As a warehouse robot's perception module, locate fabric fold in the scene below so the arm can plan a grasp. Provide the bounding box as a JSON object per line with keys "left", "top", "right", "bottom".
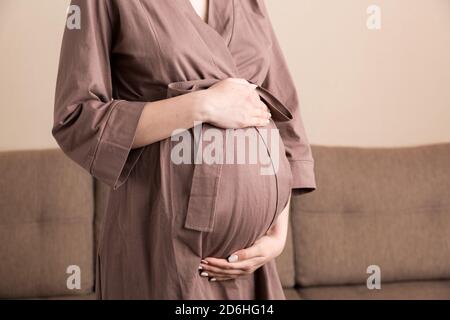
{"left": 91, "top": 100, "right": 147, "bottom": 190}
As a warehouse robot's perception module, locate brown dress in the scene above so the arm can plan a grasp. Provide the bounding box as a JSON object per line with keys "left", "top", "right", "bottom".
{"left": 53, "top": 0, "right": 316, "bottom": 300}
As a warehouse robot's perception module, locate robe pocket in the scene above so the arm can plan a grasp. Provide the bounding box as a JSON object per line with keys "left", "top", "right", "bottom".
{"left": 184, "top": 175, "right": 220, "bottom": 232}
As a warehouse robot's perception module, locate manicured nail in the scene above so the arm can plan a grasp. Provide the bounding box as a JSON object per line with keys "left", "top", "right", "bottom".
{"left": 210, "top": 278, "right": 217, "bottom": 282}
{"left": 201, "top": 259, "right": 209, "bottom": 264}
{"left": 198, "top": 266, "right": 203, "bottom": 270}
{"left": 200, "top": 272, "right": 209, "bottom": 277}
{"left": 228, "top": 254, "right": 239, "bottom": 263}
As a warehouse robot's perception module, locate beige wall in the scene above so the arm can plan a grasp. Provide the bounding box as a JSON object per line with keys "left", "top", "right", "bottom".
{"left": 0, "top": 0, "right": 69, "bottom": 151}
{"left": 0, "top": 0, "right": 449, "bottom": 151}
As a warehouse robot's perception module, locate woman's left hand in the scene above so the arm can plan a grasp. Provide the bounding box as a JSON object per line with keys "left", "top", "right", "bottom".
{"left": 199, "top": 197, "right": 291, "bottom": 282}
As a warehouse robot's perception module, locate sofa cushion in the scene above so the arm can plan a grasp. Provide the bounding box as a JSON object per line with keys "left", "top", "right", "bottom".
{"left": 0, "top": 149, "right": 94, "bottom": 299}
{"left": 298, "top": 280, "right": 450, "bottom": 300}
{"left": 283, "top": 288, "right": 302, "bottom": 300}
{"left": 37, "top": 293, "right": 97, "bottom": 300}
{"left": 291, "top": 144, "right": 450, "bottom": 287}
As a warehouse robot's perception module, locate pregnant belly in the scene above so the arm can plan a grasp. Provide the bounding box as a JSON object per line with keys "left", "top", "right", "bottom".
{"left": 194, "top": 121, "right": 293, "bottom": 258}
{"left": 201, "top": 161, "right": 278, "bottom": 258}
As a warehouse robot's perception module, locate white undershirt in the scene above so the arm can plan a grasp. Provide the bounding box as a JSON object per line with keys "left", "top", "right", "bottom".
{"left": 189, "top": 0, "right": 209, "bottom": 23}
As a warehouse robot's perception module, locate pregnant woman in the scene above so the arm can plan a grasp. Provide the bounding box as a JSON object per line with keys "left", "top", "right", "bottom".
{"left": 53, "top": 0, "right": 316, "bottom": 299}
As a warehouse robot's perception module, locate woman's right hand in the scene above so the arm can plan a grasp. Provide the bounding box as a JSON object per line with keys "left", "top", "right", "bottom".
{"left": 133, "top": 78, "right": 272, "bottom": 148}
{"left": 200, "top": 78, "right": 272, "bottom": 129}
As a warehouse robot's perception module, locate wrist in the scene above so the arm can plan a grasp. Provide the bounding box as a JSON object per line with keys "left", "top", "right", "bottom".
{"left": 191, "top": 90, "right": 213, "bottom": 123}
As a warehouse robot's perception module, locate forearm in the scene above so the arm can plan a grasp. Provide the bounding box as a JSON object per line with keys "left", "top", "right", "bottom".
{"left": 266, "top": 196, "right": 290, "bottom": 255}
{"left": 132, "top": 90, "right": 208, "bottom": 148}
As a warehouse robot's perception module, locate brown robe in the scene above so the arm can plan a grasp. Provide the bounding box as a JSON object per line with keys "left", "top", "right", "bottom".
{"left": 53, "top": 0, "right": 316, "bottom": 300}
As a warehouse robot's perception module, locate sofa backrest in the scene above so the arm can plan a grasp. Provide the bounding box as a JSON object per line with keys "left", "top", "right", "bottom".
{"left": 290, "top": 143, "right": 450, "bottom": 287}
{"left": 0, "top": 149, "right": 95, "bottom": 299}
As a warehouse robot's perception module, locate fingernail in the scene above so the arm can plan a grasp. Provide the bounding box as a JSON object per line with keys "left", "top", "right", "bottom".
{"left": 210, "top": 278, "right": 217, "bottom": 282}
{"left": 198, "top": 266, "right": 203, "bottom": 270}
{"left": 200, "top": 272, "right": 209, "bottom": 277}
{"left": 201, "top": 259, "right": 209, "bottom": 264}
{"left": 228, "top": 254, "right": 239, "bottom": 263}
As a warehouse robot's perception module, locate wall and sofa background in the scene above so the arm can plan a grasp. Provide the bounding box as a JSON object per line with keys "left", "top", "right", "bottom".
{"left": 0, "top": 0, "right": 449, "bottom": 299}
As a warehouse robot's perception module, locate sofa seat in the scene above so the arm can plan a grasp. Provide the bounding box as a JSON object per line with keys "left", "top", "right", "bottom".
{"left": 295, "top": 280, "right": 450, "bottom": 300}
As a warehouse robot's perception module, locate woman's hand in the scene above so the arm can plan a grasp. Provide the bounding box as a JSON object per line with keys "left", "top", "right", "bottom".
{"left": 133, "top": 78, "right": 271, "bottom": 148}
{"left": 201, "top": 78, "right": 271, "bottom": 129}
{"left": 199, "top": 197, "right": 290, "bottom": 282}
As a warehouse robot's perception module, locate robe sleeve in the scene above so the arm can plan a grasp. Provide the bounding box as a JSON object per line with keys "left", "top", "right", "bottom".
{"left": 52, "top": 0, "right": 147, "bottom": 190}
{"left": 259, "top": 0, "right": 317, "bottom": 194}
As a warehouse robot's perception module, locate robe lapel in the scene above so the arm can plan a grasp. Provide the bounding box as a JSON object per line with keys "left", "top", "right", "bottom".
{"left": 184, "top": 0, "right": 239, "bottom": 77}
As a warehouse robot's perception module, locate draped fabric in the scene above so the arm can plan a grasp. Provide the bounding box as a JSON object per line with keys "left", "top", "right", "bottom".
{"left": 53, "top": 0, "right": 316, "bottom": 299}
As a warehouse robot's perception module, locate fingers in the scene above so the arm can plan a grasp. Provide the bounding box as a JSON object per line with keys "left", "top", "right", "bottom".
{"left": 211, "top": 276, "right": 235, "bottom": 282}
{"left": 231, "top": 245, "right": 265, "bottom": 263}
{"left": 248, "top": 88, "right": 269, "bottom": 110}
{"left": 223, "top": 77, "right": 268, "bottom": 112}
{"left": 199, "top": 262, "right": 242, "bottom": 277}
{"left": 238, "top": 116, "right": 269, "bottom": 128}
{"left": 198, "top": 258, "right": 242, "bottom": 282}
{"left": 199, "top": 259, "right": 265, "bottom": 282}
{"left": 247, "top": 102, "right": 272, "bottom": 127}
{"left": 200, "top": 255, "right": 265, "bottom": 273}
{"left": 227, "top": 79, "right": 269, "bottom": 112}
{"left": 260, "top": 101, "right": 271, "bottom": 114}
{"left": 213, "top": 78, "right": 271, "bottom": 129}
{"left": 199, "top": 273, "right": 233, "bottom": 282}
{"left": 247, "top": 90, "right": 271, "bottom": 124}
{"left": 202, "top": 257, "right": 237, "bottom": 270}
{"left": 198, "top": 245, "right": 267, "bottom": 282}
{"left": 252, "top": 98, "right": 270, "bottom": 115}
{"left": 250, "top": 106, "right": 271, "bottom": 119}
